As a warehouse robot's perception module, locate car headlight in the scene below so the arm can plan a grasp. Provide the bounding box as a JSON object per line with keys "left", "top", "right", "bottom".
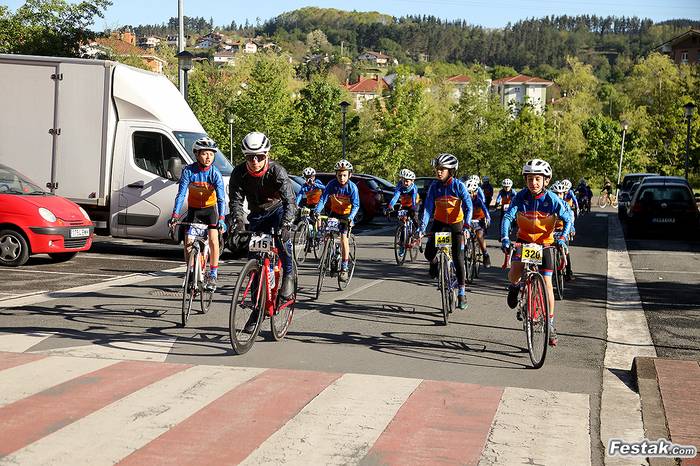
{"left": 39, "top": 207, "right": 57, "bottom": 222}
{"left": 78, "top": 206, "right": 91, "bottom": 221}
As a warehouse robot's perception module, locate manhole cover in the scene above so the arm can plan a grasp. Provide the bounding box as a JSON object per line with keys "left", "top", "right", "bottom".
{"left": 149, "top": 289, "right": 181, "bottom": 297}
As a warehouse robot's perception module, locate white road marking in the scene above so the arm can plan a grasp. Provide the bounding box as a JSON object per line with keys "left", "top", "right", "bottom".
{"left": 0, "top": 331, "right": 54, "bottom": 352}
{"left": 337, "top": 278, "right": 385, "bottom": 301}
{"left": 634, "top": 269, "right": 700, "bottom": 274}
{"left": 3, "top": 365, "right": 263, "bottom": 466}
{"left": 240, "top": 373, "right": 421, "bottom": 465}
{"left": 2, "top": 270, "right": 118, "bottom": 278}
{"left": 0, "top": 290, "right": 49, "bottom": 302}
{"left": 479, "top": 387, "right": 591, "bottom": 466}
{"left": 0, "top": 356, "right": 117, "bottom": 408}
{"left": 641, "top": 301, "right": 700, "bottom": 308}
{"left": 32, "top": 337, "right": 179, "bottom": 362}
{"left": 78, "top": 253, "right": 181, "bottom": 263}
{"left": 627, "top": 250, "right": 699, "bottom": 257}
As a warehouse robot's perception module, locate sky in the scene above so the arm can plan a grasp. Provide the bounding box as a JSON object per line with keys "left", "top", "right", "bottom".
{"left": 4, "top": 0, "right": 700, "bottom": 30}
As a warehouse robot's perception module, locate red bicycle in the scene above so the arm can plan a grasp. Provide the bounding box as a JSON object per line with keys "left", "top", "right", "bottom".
{"left": 228, "top": 230, "right": 297, "bottom": 355}
{"left": 503, "top": 242, "right": 550, "bottom": 368}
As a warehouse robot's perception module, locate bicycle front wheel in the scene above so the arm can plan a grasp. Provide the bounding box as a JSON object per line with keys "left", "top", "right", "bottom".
{"left": 439, "top": 254, "right": 450, "bottom": 325}
{"left": 271, "top": 262, "right": 297, "bottom": 341}
{"left": 473, "top": 240, "right": 481, "bottom": 279}
{"left": 181, "top": 255, "right": 197, "bottom": 327}
{"left": 338, "top": 234, "right": 357, "bottom": 290}
{"left": 393, "top": 225, "right": 407, "bottom": 266}
{"left": 200, "top": 252, "right": 213, "bottom": 314}
{"left": 465, "top": 238, "right": 475, "bottom": 284}
{"left": 597, "top": 194, "right": 608, "bottom": 208}
{"left": 553, "top": 248, "right": 565, "bottom": 301}
{"left": 315, "top": 240, "right": 329, "bottom": 300}
{"left": 229, "top": 259, "right": 265, "bottom": 355}
{"left": 293, "top": 221, "right": 309, "bottom": 265}
{"left": 525, "top": 272, "right": 549, "bottom": 368}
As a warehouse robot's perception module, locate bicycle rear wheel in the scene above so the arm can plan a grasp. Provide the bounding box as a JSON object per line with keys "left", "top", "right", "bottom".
{"left": 553, "top": 247, "right": 565, "bottom": 301}
{"left": 393, "top": 225, "right": 406, "bottom": 265}
{"left": 525, "top": 273, "right": 549, "bottom": 368}
{"left": 473, "top": 240, "right": 481, "bottom": 279}
{"left": 229, "top": 259, "right": 265, "bottom": 355}
{"left": 597, "top": 194, "right": 608, "bottom": 208}
{"left": 338, "top": 234, "right": 357, "bottom": 290}
{"left": 271, "top": 262, "right": 297, "bottom": 341}
{"left": 293, "top": 221, "right": 309, "bottom": 265}
{"left": 465, "top": 238, "right": 475, "bottom": 284}
{"left": 315, "top": 240, "right": 329, "bottom": 300}
{"left": 181, "top": 255, "right": 197, "bottom": 327}
{"left": 408, "top": 225, "right": 419, "bottom": 262}
{"left": 439, "top": 254, "right": 450, "bottom": 325}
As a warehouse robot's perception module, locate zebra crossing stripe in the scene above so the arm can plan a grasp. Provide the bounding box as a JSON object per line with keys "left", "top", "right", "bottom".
{"left": 364, "top": 380, "right": 504, "bottom": 465}
{"left": 0, "top": 356, "right": 117, "bottom": 408}
{"left": 0, "top": 360, "right": 188, "bottom": 457}
{"left": 0, "top": 350, "right": 46, "bottom": 371}
{"left": 32, "top": 337, "right": 179, "bottom": 362}
{"left": 478, "top": 386, "right": 591, "bottom": 466}
{"left": 118, "top": 368, "right": 342, "bottom": 466}
{"left": 0, "top": 331, "right": 53, "bottom": 352}
{"left": 2, "top": 365, "right": 264, "bottom": 466}
{"left": 239, "top": 373, "right": 422, "bottom": 465}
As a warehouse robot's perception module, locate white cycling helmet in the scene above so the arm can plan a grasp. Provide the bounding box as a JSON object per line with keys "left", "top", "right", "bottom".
{"left": 334, "top": 159, "right": 353, "bottom": 171}
{"left": 432, "top": 153, "right": 459, "bottom": 170}
{"left": 302, "top": 167, "right": 316, "bottom": 177}
{"left": 561, "top": 179, "right": 572, "bottom": 191}
{"left": 241, "top": 131, "right": 271, "bottom": 155}
{"left": 522, "top": 158, "right": 552, "bottom": 178}
{"left": 502, "top": 178, "right": 513, "bottom": 188}
{"left": 551, "top": 181, "right": 567, "bottom": 194}
{"left": 192, "top": 136, "right": 218, "bottom": 154}
{"left": 399, "top": 168, "right": 415, "bottom": 180}
{"left": 464, "top": 178, "right": 479, "bottom": 193}
{"left": 468, "top": 174, "right": 480, "bottom": 184}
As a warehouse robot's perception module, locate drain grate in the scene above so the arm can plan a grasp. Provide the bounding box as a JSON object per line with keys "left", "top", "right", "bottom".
{"left": 149, "top": 289, "right": 181, "bottom": 297}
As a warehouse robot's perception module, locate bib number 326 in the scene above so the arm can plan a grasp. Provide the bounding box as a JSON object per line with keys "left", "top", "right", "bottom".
{"left": 521, "top": 243, "right": 543, "bottom": 265}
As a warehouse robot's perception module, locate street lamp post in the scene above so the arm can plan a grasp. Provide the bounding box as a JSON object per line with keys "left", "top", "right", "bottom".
{"left": 227, "top": 115, "right": 234, "bottom": 162}
{"left": 340, "top": 101, "right": 350, "bottom": 160}
{"left": 684, "top": 102, "right": 696, "bottom": 180}
{"left": 616, "top": 120, "right": 629, "bottom": 199}
{"left": 176, "top": 50, "right": 193, "bottom": 102}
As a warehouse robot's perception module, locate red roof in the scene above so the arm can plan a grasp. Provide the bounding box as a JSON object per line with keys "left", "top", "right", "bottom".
{"left": 345, "top": 76, "right": 389, "bottom": 93}
{"left": 492, "top": 74, "right": 553, "bottom": 86}
{"left": 446, "top": 75, "right": 471, "bottom": 84}
{"left": 94, "top": 37, "right": 143, "bottom": 56}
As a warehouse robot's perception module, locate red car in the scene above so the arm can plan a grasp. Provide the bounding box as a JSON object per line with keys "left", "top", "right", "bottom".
{"left": 313, "top": 173, "right": 385, "bottom": 223}
{"left": 0, "top": 164, "right": 94, "bottom": 266}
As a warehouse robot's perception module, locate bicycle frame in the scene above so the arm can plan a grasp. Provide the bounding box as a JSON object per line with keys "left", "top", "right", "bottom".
{"left": 247, "top": 236, "right": 294, "bottom": 317}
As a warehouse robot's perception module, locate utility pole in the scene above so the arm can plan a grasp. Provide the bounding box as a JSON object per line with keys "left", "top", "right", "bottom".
{"left": 178, "top": 0, "right": 185, "bottom": 96}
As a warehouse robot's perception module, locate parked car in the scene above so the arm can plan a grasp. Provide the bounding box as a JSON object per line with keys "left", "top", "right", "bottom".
{"left": 358, "top": 174, "right": 395, "bottom": 206}
{"left": 0, "top": 164, "right": 94, "bottom": 266}
{"left": 313, "top": 173, "right": 384, "bottom": 223}
{"left": 625, "top": 177, "right": 699, "bottom": 238}
{"left": 618, "top": 173, "right": 657, "bottom": 219}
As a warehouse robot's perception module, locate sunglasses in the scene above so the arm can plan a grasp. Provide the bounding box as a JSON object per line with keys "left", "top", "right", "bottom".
{"left": 245, "top": 153, "right": 267, "bottom": 162}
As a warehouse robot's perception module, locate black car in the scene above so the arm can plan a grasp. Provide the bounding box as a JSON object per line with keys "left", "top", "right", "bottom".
{"left": 625, "top": 178, "right": 699, "bottom": 238}
{"left": 618, "top": 173, "right": 657, "bottom": 219}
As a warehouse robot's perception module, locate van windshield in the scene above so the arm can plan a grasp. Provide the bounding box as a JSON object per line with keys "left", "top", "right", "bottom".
{"left": 173, "top": 131, "right": 234, "bottom": 176}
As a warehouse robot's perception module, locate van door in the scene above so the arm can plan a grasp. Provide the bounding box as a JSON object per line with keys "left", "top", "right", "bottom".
{"left": 119, "top": 127, "right": 189, "bottom": 239}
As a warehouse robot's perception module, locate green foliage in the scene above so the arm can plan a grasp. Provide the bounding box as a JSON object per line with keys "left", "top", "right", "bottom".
{"left": 582, "top": 114, "right": 623, "bottom": 176}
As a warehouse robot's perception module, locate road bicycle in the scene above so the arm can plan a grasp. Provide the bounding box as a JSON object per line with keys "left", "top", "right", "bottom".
{"left": 577, "top": 193, "right": 591, "bottom": 215}
{"left": 315, "top": 218, "right": 357, "bottom": 299}
{"left": 597, "top": 190, "right": 618, "bottom": 208}
{"left": 392, "top": 209, "right": 419, "bottom": 265}
{"left": 229, "top": 230, "right": 297, "bottom": 355}
{"left": 503, "top": 242, "right": 551, "bottom": 369}
{"left": 172, "top": 222, "right": 220, "bottom": 328}
{"left": 431, "top": 231, "right": 457, "bottom": 325}
{"left": 292, "top": 207, "right": 321, "bottom": 264}
{"left": 464, "top": 222, "right": 482, "bottom": 284}
{"left": 553, "top": 242, "right": 567, "bottom": 301}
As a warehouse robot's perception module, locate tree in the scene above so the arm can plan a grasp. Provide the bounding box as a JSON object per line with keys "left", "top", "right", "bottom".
{"left": 581, "top": 114, "right": 623, "bottom": 177}
{"left": 306, "top": 29, "right": 330, "bottom": 53}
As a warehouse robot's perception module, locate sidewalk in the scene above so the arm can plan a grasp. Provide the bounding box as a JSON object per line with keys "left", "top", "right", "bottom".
{"left": 633, "top": 357, "right": 700, "bottom": 466}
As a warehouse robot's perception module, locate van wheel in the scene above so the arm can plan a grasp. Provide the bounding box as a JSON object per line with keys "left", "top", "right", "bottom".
{"left": 0, "top": 229, "right": 30, "bottom": 267}
{"left": 48, "top": 252, "right": 78, "bottom": 262}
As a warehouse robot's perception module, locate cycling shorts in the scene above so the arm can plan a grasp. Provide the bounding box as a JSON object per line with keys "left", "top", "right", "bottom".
{"left": 328, "top": 212, "right": 352, "bottom": 234}
{"left": 183, "top": 206, "right": 219, "bottom": 229}
{"left": 513, "top": 245, "right": 555, "bottom": 277}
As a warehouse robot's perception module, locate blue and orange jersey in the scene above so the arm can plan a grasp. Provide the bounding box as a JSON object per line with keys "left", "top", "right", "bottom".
{"left": 501, "top": 189, "right": 571, "bottom": 245}
{"left": 565, "top": 189, "right": 579, "bottom": 210}
{"left": 296, "top": 179, "right": 325, "bottom": 207}
{"left": 553, "top": 194, "right": 575, "bottom": 231}
{"left": 470, "top": 192, "right": 491, "bottom": 221}
{"left": 495, "top": 188, "right": 517, "bottom": 206}
{"left": 482, "top": 182, "right": 494, "bottom": 199}
{"left": 421, "top": 177, "right": 473, "bottom": 231}
{"left": 315, "top": 178, "right": 360, "bottom": 221}
{"left": 389, "top": 183, "right": 420, "bottom": 208}
{"left": 173, "top": 163, "right": 226, "bottom": 218}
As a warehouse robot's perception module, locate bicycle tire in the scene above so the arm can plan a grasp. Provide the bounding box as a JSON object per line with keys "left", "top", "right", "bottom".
{"left": 597, "top": 194, "right": 608, "bottom": 208}
{"left": 525, "top": 272, "right": 549, "bottom": 368}
{"left": 315, "top": 239, "right": 330, "bottom": 300}
{"left": 439, "top": 253, "right": 450, "bottom": 325}
{"left": 465, "top": 238, "right": 475, "bottom": 284}
{"left": 473, "top": 239, "right": 481, "bottom": 279}
{"left": 271, "top": 262, "right": 297, "bottom": 341}
{"left": 611, "top": 195, "right": 619, "bottom": 208}
{"left": 393, "top": 225, "right": 406, "bottom": 265}
{"left": 338, "top": 234, "right": 357, "bottom": 290}
{"left": 553, "top": 247, "right": 565, "bottom": 301}
{"left": 293, "top": 221, "right": 309, "bottom": 265}
{"left": 181, "top": 254, "right": 197, "bottom": 327}
{"left": 229, "top": 259, "right": 265, "bottom": 355}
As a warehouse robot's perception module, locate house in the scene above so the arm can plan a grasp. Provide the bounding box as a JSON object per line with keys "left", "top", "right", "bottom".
{"left": 491, "top": 74, "right": 553, "bottom": 114}
{"left": 656, "top": 29, "right": 700, "bottom": 65}
{"left": 213, "top": 51, "right": 237, "bottom": 66}
{"left": 357, "top": 51, "right": 397, "bottom": 67}
{"left": 344, "top": 75, "right": 390, "bottom": 109}
{"left": 243, "top": 41, "right": 258, "bottom": 54}
{"left": 195, "top": 32, "right": 226, "bottom": 49}
{"left": 446, "top": 75, "right": 471, "bottom": 100}
{"left": 86, "top": 33, "right": 167, "bottom": 74}
{"left": 137, "top": 36, "right": 160, "bottom": 49}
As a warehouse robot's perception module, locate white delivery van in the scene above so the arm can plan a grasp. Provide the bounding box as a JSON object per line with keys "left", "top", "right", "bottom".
{"left": 0, "top": 54, "right": 233, "bottom": 241}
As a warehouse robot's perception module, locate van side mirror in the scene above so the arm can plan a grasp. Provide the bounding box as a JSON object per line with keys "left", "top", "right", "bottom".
{"left": 167, "top": 158, "right": 183, "bottom": 181}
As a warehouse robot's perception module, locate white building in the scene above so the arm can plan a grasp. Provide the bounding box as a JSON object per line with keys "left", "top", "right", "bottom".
{"left": 213, "top": 51, "right": 236, "bottom": 66}
{"left": 356, "top": 51, "right": 397, "bottom": 67}
{"left": 137, "top": 36, "right": 161, "bottom": 49}
{"left": 491, "top": 74, "right": 553, "bottom": 115}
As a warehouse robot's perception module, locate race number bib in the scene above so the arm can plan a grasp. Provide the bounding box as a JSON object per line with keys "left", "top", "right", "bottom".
{"left": 249, "top": 233, "right": 273, "bottom": 253}
{"left": 301, "top": 207, "right": 311, "bottom": 217}
{"left": 434, "top": 232, "right": 452, "bottom": 247}
{"left": 187, "top": 223, "right": 208, "bottom": 239}
{"left": 521, "top": 243, "right": 543, "bottom": 265}
{"left": 397, "top": 210, "right": 408, "bottom": 218}
{"left": 325, "top": 218, "right": 340, "bottom": 232}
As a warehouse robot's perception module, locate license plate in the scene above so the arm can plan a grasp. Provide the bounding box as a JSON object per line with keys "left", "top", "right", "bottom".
{"left": 397, "top": 210, "right": 408, "bottom": 218}
{"left": 249, "top": 233, "right": 273, "bottom": 252}
{"left": 435, "top": 232, "right": 452, "bottom": 247}
{"left": 70, "top": 228, "right": 90, "bottom": 238}
{"left": 652, "top": 218, "right": 675, "bottom": 224}
{"left": 187, "top": 223, "right": 208, "bottom": 238}
{"left": 521, "top": 243, "right": 543, "bottom": 265}
{"left": 325, "top": 218, "right": 340, "bottom": 232}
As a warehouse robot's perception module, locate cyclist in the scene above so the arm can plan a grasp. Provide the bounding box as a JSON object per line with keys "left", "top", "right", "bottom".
{"left": 463, "top": 174, "right": 486, "bottom": 204}
{"left": 561, "top": 179, "right": 579, "bottom": 218}
{"left": 602, "top": 177, "right": 614, "bottom": 204}
{"left": 501, "top": 159, "right": 572, "bottom": 347}
{"left": 169, "top": 137, "right": 226, "bottom": 291}
{"left": 576, "top": 178, "right": 591, "bottom": 213}
{"left": 481, "top": 176, "right": 494, "bottom": 208}
{"left": 420, "top": 153, "right": 473, "bottom": 310}
{"left": 296, "top": 167, "right": 325, "bottom": 210}
{"left": 229, "top": 131, "right": 297, "bottom": 308}
{"left": 551, "top": 181, "right": 575, "bottom": 281}
{"left": 495, "top": 178, "right": 517, "bottom": 226}
{"left": 464, "top": 177, "right": 492, "bottom": 267}
{"left": 385, "top": 168, "right": 420, "bottom": 229}
{"left": 314, "top": 159, "right": 360, "bottom": 282}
